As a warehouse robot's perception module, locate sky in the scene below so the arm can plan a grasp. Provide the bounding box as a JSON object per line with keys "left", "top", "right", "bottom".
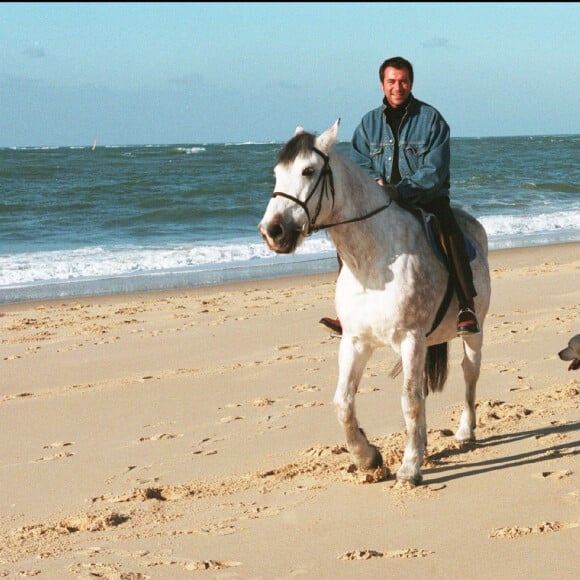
{"left": 1, "top": 2, "right": 579, "bottom": 147}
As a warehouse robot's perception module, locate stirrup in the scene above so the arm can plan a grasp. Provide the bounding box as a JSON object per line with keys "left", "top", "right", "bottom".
{"left": 457, "top": 307, "right": 480, "bottom": 336}
{"left": 319, "top": 317, "right": 342, "bottom": 335}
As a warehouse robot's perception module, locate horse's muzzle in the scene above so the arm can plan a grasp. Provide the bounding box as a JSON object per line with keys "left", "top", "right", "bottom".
{"left": 257, "top": 218, "right": 300, "bottom": 254}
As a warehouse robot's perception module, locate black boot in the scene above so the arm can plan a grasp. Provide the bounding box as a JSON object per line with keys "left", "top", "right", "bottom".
{"left": 457, "top": 300, "right": 480, "bottom": 335}
{"left": 319, "top": 317, "right": 342, "bottom": 335}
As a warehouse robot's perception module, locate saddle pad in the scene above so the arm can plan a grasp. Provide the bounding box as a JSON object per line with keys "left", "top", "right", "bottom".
{"left": 423, "top": 211, "right": 477, "bottom": 266}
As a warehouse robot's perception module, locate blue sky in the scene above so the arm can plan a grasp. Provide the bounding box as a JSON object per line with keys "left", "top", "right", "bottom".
{"left": 1, "top": 2, "right": 578, "bottom": 147}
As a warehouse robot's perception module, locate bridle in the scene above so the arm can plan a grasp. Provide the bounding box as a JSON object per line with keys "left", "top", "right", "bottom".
{"left": 271, "top": 147, "right": 392, "bottom": 236}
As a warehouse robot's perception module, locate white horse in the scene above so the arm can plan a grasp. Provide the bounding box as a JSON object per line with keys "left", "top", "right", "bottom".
{"left": 258, "top": 120, "right": 491, "bottom": 484}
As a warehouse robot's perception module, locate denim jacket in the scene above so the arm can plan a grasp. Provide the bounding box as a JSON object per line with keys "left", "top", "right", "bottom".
{"left": 350, "top": 94, "right": 450, "bottom": 205}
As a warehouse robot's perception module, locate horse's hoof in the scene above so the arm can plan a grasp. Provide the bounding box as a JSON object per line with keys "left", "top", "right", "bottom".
{"left": 353, "top": 430, "right": 383, "bottom": 471}
{"left": 455, "top": 428, "right": 475, "bottom": 443}
{"left": 394, "top": 478, "right": 421, "bottom": 489}
{"left": 351, "top": 444, "right": 383, "bottom": 472}
{"left": 364, "top": 444, "right": 383, "bottom": 471}
{"left": 396, "top": 466, "right": 423, "bottom": 486}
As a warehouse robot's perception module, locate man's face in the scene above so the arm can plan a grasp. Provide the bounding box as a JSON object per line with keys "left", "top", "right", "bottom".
{"left": 381, "top": 66, "right": 412, "bottom": 108}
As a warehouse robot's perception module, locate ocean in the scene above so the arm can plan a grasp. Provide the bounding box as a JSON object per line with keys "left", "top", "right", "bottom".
{"left": 1, "top": 135, "right": 579, "bottom": 305}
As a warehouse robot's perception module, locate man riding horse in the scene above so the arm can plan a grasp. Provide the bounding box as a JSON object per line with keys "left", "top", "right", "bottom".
{"left": 320, "top": 56, "right": 480, "bottom": 337}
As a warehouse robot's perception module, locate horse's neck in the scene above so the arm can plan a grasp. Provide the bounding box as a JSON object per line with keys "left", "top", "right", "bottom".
{"left": 328, "top": 155, "right": 416, "bottom": 271}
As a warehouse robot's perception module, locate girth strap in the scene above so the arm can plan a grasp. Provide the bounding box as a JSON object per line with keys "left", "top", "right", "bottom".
{"left": 426, "top": 274, "right": 454, "bottom": 337}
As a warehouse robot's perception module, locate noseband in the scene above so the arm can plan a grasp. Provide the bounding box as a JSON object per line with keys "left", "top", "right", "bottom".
{"left": 271, "top": 148, "right": 391, "bottom": 236}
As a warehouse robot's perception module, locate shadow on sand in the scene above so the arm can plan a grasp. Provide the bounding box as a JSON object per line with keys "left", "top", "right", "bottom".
{"left": 423, "top": 421, "right": 579, "bottom": 485}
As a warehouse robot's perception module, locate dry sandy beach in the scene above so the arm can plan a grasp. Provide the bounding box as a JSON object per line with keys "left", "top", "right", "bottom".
{"left": 1, "top": 243, "right": 578, "bottom": 579}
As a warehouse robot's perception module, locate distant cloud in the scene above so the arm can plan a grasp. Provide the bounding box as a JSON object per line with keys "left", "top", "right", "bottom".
{"left": 421, "top": 37, "right": 450, "bottom": 49}
{"left": 22, "top": 44, "right": 46, "bottom": 58}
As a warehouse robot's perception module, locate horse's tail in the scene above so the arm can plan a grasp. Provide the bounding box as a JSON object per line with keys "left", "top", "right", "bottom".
{"left": 389, "top": 342, "right": 449, "bottom": 394}
{"left": 425, "top": 342, "right": 448, "bottom": 393}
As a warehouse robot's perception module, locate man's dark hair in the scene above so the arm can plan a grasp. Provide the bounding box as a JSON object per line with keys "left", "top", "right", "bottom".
{"left": 379, "top": 56, "right": 414, "bottom": 84}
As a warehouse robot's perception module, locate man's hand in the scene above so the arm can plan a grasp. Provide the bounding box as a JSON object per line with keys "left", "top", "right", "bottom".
{"left": 383, "top": 184, "right": 401, "bottom": 201}
{"left": 375, "top": 178, "right": 401, "bottom": 201}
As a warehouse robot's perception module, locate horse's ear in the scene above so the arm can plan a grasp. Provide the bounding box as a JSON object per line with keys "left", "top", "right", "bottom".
{"left": 295, "top": 126, "right": 305, "bottom": 136}
{"left": 315, "top": 118, "right": 340, "bottom": 153}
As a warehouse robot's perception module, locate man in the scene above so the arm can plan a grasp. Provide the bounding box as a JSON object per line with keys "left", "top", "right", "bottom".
{"left": 320, "top": 56, "right": 480, "bottom": 336}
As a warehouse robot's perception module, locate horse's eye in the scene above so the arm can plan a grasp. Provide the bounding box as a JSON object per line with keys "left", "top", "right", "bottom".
{"left": 302, "top": 167, "right": 315, "bottom": 177}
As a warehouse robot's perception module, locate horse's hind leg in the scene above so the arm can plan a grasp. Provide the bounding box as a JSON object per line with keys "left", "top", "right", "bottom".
{"left": 333, "top": 338, "right": 382, "bottom": 471}
{"left": 455, "top": 334, "right": 483, "bottom": 442}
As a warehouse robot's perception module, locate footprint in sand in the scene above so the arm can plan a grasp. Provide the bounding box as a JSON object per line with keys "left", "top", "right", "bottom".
{"left": 1, "top": 391, "right": 33, "bottom": 402}
{"left": 236, "top": 501, "right": 285, "bottom": 520}
{"left": 34, "top": 451, "right": 75, "bottom": 462}
{"left": 359, "top": 386, "right": 381, "bottom": 394}
{"left": 252, "top": 397, "right": 277, "bottom": 407}
{"left": 192, "top": 436, "right": 222, "bottom": 456}
{"left": 473, "top": 399, "right": 533, "bottom": 426}
{"left": 489, "top": 521, "right": 579, "bottom": 539}
{"left": 34, "top": 441, "right": 75, "bottom": 462}
{"left": 337, "top": 548, "right": 433, "bottom": 560}
{"left": 276, "top": 344, "right": 301, "bottom": 351}
{"left": 292, "top": 383, "right": 321, "bottom": 392}
{"left": 138, "top": 433, "right": 182, "bottom": 442}
{"left": 185, "top": 559, "right": 242, "bottom": 571}
{"left": 94, "top": 484, "right": 192, "bottom": 503}
{"left": 219, "top": 415, "right": 245, "bottom": 424}
{"left": 533, "top": 469, "right": 573, "bottom": 480}
{"left": 43, "top": 441, "right": 75, "bottom": 449}
{"left": 194, "top": 522, "right": 237, "bottom": 536}
{"left": 70, "top": 561, "right": 147, "bottom": 579}
{"left": 257, "top": 413, "right": 287, "bottom": 430}
{"left": 287, "top": 401, "right": 325, "bottom": 409}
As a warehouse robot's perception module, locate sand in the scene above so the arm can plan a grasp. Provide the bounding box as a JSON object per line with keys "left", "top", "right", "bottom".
{"left": 0, "top": 242, "right": 578, "bottom": 579}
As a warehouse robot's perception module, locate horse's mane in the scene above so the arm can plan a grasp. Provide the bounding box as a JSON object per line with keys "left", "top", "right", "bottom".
{"left": 276, "top": 132, "right": 316, "bottom": 165}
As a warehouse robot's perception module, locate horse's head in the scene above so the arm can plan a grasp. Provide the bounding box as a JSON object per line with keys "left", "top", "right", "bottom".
{"left": 258, "top": 119, "right": 340, "bottom": 254}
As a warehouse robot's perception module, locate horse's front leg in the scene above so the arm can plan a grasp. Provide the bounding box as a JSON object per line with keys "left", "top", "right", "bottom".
{"left": 333, "top": 337, "right": 382, "bottom": 471}
{"left": 397, "top": 334, "right": 427, "bottom": 485}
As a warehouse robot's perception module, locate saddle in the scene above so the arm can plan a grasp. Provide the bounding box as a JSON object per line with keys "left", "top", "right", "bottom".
{"left": 410, "top": 206, "right": 476, "bottom": 267}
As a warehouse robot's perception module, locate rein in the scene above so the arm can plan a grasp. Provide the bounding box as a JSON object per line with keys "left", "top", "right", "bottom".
{"left": 272, "top": 147, "right": 391, "bottom": 236}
